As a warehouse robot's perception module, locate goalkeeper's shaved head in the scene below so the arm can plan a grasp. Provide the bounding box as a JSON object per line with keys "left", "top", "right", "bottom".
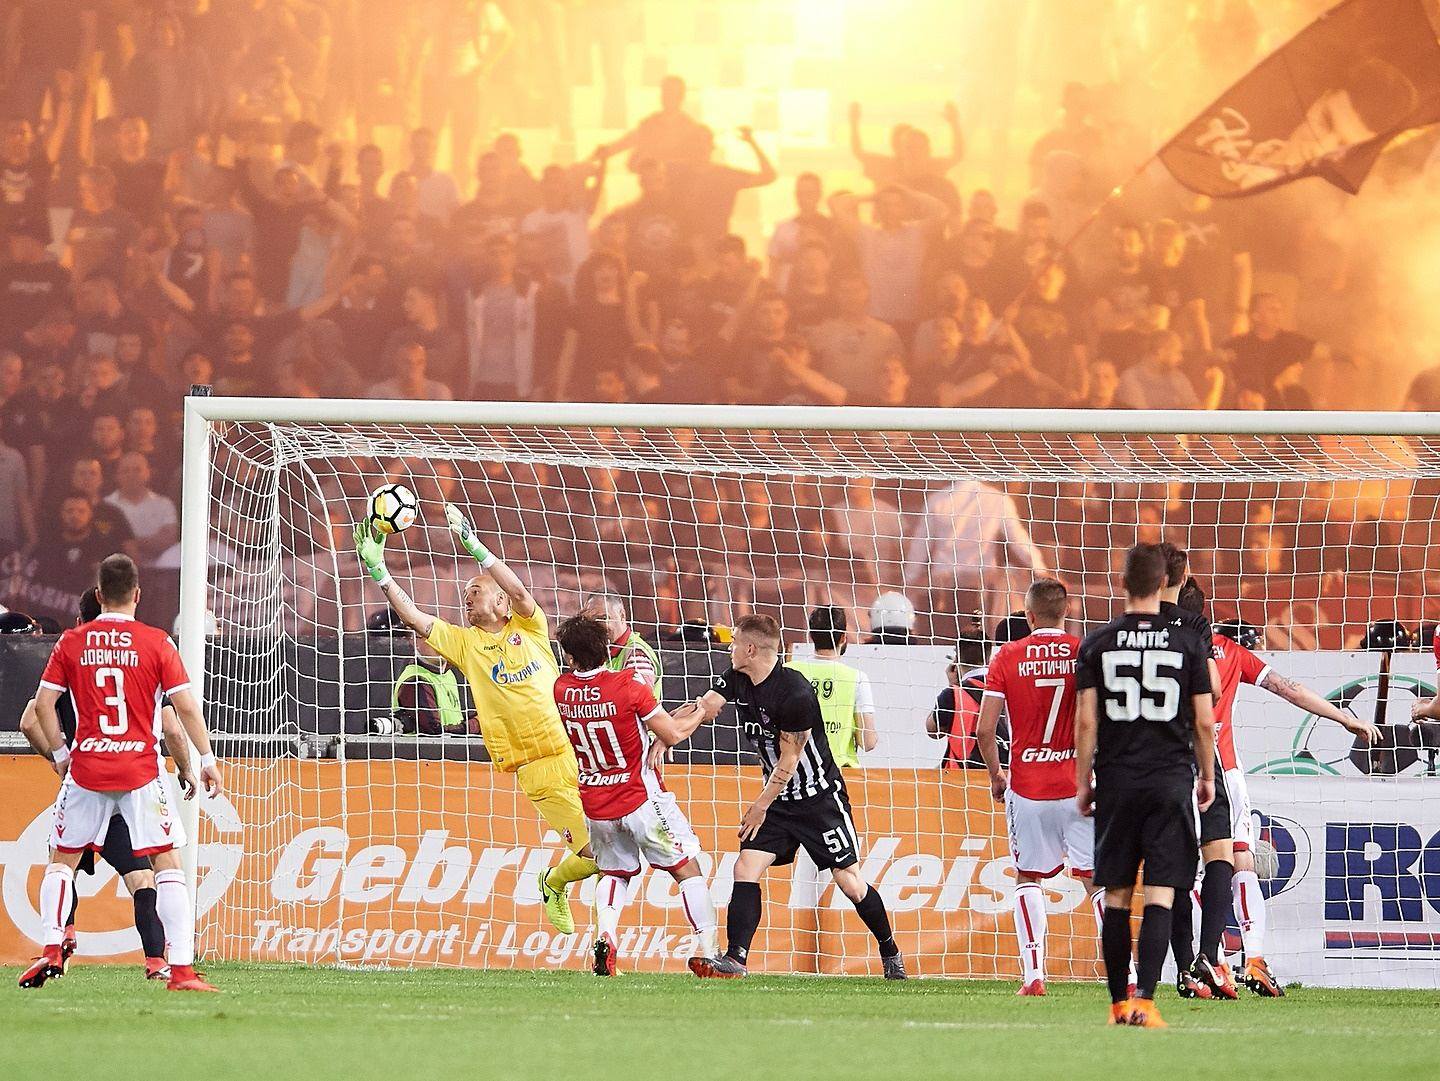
{"left": 462, "top": 574, "right": 509, "bottom": 627}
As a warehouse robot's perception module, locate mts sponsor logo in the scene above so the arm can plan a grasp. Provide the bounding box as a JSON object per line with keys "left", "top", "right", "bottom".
{"left": 268, "top": 828, "right": 1089, "bottom": 915}
{"left": 1324, "top": 822, "right": 1440, "bottom": 951}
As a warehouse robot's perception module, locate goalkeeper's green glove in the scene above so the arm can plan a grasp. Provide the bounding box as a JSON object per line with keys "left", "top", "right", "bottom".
{"left": 354, "top": 519, "right": 392, "bottom": 586}
{"left": 444, "top": 502, "right": 497, "bottom": 568}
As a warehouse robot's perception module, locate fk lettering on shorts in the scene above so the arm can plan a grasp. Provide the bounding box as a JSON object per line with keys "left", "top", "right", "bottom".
{"left": 983, "top": 628, "right": 1081, "bottom": 801}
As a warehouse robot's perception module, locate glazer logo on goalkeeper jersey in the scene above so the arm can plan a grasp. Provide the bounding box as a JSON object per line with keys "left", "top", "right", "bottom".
{"left": 490, "top": 659, "right": 543, "bottom": 685}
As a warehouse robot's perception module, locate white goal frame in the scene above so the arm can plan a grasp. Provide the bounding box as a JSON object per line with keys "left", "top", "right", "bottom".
{"left": 175, "top": 398, "right": 1440, "bottom": 933}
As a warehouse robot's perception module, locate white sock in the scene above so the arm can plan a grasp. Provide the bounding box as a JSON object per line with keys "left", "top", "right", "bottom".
{"left": 1013, "top": 883, "right": 1047, "bottom": 983}
{"left": 596, "top": 875, "right": 626, "bottom": 946}
{"left": 39, "top": 864, "right": 74, "bottom": 948}
{"left": 1233, "top": 869, "right": 1267, "bottom": 959}
{"left": 155, "top": 868, "right": 194, "bottom": 966}
{"left": 679, "top": 875, "right": 718, "bottom": 958}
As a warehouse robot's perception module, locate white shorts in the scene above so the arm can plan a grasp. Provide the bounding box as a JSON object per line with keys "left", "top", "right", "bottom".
{"left": 588, "top": 791, "right": 701, "bottom": 879}
{"left": 49, "top": 774, "right": 186, "bottom": 856}
{"left": 1224, "top": 768, "right": 1253, "bottom": 850}
{"left": 1005, "top": 789, "right": 1094, "bottom": 878}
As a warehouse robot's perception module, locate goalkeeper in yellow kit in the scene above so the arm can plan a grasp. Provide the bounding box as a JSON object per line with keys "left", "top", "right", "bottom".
{"left": 354, "top": 503, "right": 599, "bottom": 932}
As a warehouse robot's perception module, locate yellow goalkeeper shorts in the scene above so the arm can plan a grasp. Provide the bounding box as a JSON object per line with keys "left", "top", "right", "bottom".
{"left": 516, "top": 752, "right": 590, "bottom": 853}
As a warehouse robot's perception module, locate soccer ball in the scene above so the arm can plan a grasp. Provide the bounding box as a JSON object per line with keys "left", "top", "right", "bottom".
{"left": 369, "top": 483, "right": 419, "bottom": 535}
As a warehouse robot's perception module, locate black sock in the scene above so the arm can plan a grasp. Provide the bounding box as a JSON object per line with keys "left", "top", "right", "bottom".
{"left": 852, "top": 886, "right": 899, "bottom": 958}
{"left": 1170, "top": 889, "right": 1195, "bottom": 972}
{"left": 1199, "top": 860, "right": 1234, "bottom": 964}
{"left": 66, "top": 890, "right": 78, "bottom": 931}
{"left": 1101, "top": 907, "right": 1132, "bottom": 1004}
{"left": 133, "top": 886, "right": 165, "bottom": 959}
{"left": 1136, "top": 904, "right": 1174, "bottom": 1000}
{"left": 725, "top": 881, "right": 761, "bottom": 965}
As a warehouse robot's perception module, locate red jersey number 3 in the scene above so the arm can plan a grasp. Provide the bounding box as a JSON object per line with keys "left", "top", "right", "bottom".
{"left": 40, "top": 615, "right": 190, "bottom": 792}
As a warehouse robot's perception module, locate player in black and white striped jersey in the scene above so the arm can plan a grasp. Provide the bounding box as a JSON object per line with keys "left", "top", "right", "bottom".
{"left": 674, "top": 614, "right": 907, "bottom": 980}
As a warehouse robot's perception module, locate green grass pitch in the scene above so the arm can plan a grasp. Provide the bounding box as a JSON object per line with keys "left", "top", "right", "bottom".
{"left": 3, "top": 964, "right": 1435, "bottom": 1081}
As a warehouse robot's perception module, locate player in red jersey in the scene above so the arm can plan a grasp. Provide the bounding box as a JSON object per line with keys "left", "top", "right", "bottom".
{"left": 552, "top": 615, "right": 714, "bottom": 977}
{"left": 18, "top": 586, "right": 199, "bottom": 982}
{"left": 977, "top": 579, "right": 1105, "bottom": 996}
{"left": 18, "top": 554, "right": 224, "bottom": 993}
{"left": 1207, "top": 616, "right": 1377, "bottom": 996}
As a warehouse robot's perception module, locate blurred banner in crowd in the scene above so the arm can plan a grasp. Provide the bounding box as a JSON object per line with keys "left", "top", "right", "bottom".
{"left": 1160, "top": 0, "right": 1440, "bottom": 196}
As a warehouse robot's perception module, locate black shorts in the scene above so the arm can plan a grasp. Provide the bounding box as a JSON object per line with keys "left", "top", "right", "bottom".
{"left": 1198, "top": 769, "right": 1232, "bottom": 846}
{"left": 742, "top": 787, "right": 860, "bottom": 871}
{"left": 1093, "top": 778, "right": 1198, "bottom": 891}
{"left": 77, "top": 815, "right": 152, "bottom": 878}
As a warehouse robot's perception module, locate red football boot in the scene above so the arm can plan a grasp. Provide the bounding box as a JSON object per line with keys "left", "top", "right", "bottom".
{"left": 60, "top": 926, "right": 78, "bottom": 973}
{"left": 18, "top": 946, "right": 65, "bottom": 989}
{"left": 166, "top": 964, "right": 219, "bottom": 992}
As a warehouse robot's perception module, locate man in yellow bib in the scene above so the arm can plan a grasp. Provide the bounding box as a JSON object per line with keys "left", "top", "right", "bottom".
{"left": 354, "top": 504, "right": 599, "bottom": 933}
{"left": 787, "top": 606, "right": 877, "bottom": 768}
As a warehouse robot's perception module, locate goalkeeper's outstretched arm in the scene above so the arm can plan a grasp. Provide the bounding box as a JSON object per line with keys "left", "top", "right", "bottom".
{"left": 444, "top": 502, "right": 537, "bottom": 619}
{"left": 354, "top": 520, "right": 436, "bottom": 637}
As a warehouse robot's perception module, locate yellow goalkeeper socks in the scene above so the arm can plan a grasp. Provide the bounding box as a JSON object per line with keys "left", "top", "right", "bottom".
{"left": 545, "top": 852, "right": 600, "bottom": 893}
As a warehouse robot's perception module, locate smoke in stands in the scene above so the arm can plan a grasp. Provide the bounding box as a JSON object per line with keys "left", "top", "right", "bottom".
{"left": 3, "top": 0, "right": 1440, "bottom": 642}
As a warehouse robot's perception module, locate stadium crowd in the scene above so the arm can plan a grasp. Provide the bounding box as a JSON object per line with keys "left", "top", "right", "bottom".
{"left": 0, "top": 0, "right": 1433, "bottom": 643}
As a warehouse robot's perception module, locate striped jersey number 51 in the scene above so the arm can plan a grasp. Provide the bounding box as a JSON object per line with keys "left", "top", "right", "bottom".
{"left": 1100, "top": 650, "right": 1183, "bottom": 722}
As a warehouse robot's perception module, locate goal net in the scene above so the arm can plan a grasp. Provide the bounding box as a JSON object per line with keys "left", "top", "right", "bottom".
{"left": 181, "top": 400, "right": 1440, "bottom": 987}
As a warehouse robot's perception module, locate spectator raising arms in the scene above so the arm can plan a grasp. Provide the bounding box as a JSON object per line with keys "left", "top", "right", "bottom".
{"left": 0, "top": 5, "right": 1426, "bottom": 642}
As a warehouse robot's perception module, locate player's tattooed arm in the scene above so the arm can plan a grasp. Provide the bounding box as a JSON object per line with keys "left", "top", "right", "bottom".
{"left": 740, "top": 729, "right": 808, "bottom": 841}
{"left": 1261, "top": 670, "right": 1379, "bottom": 744}
{"left": 379, "top": 577, "right": 436, "bottom": 638}
{"left": 766, "top": 729, "right": 808, "bottom": 793}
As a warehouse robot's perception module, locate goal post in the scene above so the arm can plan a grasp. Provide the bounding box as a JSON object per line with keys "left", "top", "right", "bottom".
{"left": 178, "top": 396, "right": 1440, "bottom": 987}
